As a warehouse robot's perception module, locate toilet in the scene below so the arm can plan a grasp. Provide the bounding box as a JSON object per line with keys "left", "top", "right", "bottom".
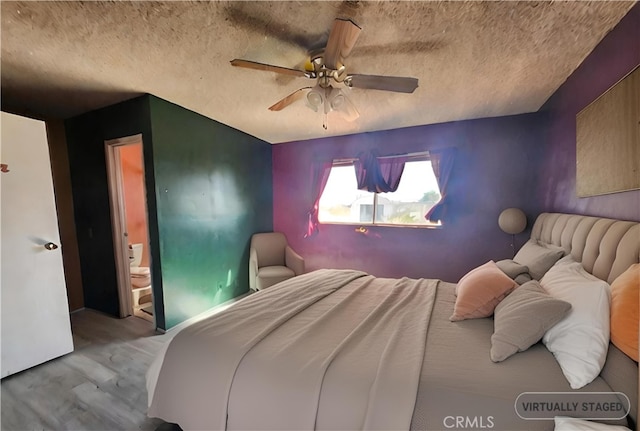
{"left": 129, "top": 243, "right": 152, "bottom": 310}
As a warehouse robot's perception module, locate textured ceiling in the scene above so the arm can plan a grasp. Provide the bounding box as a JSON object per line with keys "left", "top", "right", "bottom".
{"left": 1, "top": 1, "right": 635, "bottom": 144}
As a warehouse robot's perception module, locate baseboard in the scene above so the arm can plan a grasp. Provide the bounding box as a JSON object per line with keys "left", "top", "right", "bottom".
{"left": 165, "top": 292, "right": 252, "bottom": 334}
{"left": 69, "top": 307, "right": 86, "bottom": 315}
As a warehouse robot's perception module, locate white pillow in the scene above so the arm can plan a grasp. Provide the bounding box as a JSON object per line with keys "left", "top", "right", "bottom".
{"left": 540, "top": 257, "right": 610, "bottom": 389}
{"left": 554, "top": 416, "right": 630, "bottom": 430}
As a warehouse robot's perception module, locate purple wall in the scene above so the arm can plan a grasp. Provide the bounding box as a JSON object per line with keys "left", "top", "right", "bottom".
{"left": 538, "top": 5, "right": 639, "bottom": 221}
{"left": 273, "top": 114, "right": 546, "bottom": 282}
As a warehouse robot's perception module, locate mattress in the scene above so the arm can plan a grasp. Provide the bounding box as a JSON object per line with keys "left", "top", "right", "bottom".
{"left": 411, "top": 282, "right": 634, "bottom": 431}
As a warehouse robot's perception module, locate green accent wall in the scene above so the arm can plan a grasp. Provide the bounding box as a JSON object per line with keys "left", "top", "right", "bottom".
{"left": 65, "top": 95, "right": 272, "bottom": 330}
{"left": 148, "top": 96, "right": 272, "bottom": 329}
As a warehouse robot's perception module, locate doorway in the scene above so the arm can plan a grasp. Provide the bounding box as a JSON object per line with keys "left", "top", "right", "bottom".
{"left": 105, "top": 135, "right": 154, "bottom": 323}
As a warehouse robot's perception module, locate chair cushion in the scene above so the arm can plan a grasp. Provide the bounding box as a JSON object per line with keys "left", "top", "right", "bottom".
{"left": 256, "top": 265, "right": 295, "bottom": 290}
{"left": 251, "top": 233, "right": 287, "bottom": 268}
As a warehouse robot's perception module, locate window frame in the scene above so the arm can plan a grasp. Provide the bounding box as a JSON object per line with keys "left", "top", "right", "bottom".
{"left": 318, "top": 153, "right": 443, "bottom": 229}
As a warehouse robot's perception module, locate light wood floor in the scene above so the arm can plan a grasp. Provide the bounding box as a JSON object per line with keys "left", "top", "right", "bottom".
{"left": 1, "top": 309, "right": 174, "bottom": 430}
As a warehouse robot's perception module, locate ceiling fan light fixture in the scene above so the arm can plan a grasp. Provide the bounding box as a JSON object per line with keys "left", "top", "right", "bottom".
{"left": 330, "top": 92, "right": 345, "bottom": 110}
{"left": 328, "top": 86, "right": 359, "bottom": 122}
{"left": 306, "top": 88, "right": 323, "bottom": 111}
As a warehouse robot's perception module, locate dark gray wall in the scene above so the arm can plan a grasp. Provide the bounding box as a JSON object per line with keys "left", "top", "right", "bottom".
{"left": 65, "top": 95, "right": 273, "bottom": 330}
{"left": 65, "top": 96, "right": 153, "bottom": 319}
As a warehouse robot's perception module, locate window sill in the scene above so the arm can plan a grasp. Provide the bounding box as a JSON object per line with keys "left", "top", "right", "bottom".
{"left": 319, "top": 221, "right": 443, "bottom": 230}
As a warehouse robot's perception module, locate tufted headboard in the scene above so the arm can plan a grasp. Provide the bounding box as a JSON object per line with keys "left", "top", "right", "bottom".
{"left": 530, "top": 212, "right": 639, "bottom": 284}
{"left": 530, "top": 212, "right": 639, "bottom": 428}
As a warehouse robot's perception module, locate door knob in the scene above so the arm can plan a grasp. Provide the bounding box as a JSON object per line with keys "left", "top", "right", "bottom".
{"left": 44, "top": 242, "right": 59, "bottom": 250}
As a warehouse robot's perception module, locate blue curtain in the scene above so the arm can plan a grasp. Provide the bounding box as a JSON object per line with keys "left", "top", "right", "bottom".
{"left": 304, "top": 160, "right": 333, "bottom": 238}
{"left": 425, "top": 148, "right": 456, "bottom": 223}
{"left": 354, "top": 151, "right": 407, "bottom": 193}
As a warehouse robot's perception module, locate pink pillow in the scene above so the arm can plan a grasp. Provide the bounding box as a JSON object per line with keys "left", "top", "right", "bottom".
{"left": 451, "top": 261, "right": 518, "bottom": 321}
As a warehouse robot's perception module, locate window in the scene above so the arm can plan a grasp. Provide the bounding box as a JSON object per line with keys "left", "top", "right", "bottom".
{"left": 318, "top": 159, "right": 441, "bottom": 227}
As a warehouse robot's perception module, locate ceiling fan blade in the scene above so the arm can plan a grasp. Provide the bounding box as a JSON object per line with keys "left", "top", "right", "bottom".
{"left": 230, "top": 59, "right": 309, "bottom": 78}
{"left": 268, "top": 87, "right": 312, "bottom": 111}
{"left": 323, "top": 18, "right": 362, "bottom": 70}
{"left": 347, "top": 74, "right": 419, "bottom": 93}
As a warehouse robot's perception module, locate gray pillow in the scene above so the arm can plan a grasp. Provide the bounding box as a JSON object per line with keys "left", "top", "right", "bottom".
{"left": 490, "top": 280, "right": 571, "bottom": 362}
{"left": 514, "top": 273, "right": 533, "bottom": 285}
{"left": 495, "top": 259, "right": 532, "bottom": 285}
{"left": 513, "top": 240, "right": 565, "bottom": 280}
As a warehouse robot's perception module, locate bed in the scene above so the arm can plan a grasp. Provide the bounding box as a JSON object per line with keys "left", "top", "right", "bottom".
{"left": 147, "top": 212, "right": 639, "bottom": 431}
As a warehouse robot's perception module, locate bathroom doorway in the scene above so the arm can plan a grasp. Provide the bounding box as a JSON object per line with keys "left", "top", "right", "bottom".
{"left": 105, "top": 135, "right": 154, "bottom": 323}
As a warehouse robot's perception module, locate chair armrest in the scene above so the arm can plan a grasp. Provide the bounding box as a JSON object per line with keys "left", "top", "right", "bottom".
{"left": 285, "top": 245, "right": 305, "bottom": 276}
{"left": 249, "top": 247, "right": 258, "bottom": 291}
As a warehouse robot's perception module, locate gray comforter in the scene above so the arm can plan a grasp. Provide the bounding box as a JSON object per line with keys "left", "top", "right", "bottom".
{"left": 147, "top": 269, "right": 439, "bottom": 430}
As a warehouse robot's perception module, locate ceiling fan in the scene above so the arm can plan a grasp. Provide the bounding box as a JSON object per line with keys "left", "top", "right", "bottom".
{"left": 230, "top": 18, "right": 419, "bottom": 127}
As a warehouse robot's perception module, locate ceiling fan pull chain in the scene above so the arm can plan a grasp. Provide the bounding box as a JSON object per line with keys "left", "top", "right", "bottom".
{"left": 323, "top": 113, "right": 328, "bottom": 130}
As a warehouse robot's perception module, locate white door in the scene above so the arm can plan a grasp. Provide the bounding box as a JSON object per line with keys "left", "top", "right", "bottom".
{"left": 1, "top": 112, "right": 73, "bottom": 378}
